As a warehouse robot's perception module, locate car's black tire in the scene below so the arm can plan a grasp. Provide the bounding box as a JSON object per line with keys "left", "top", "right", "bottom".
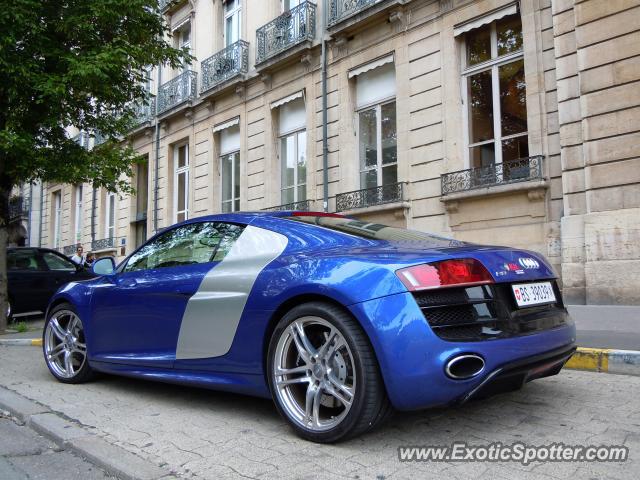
{"left": 43, "top": 303, "right": 95, "bottom": 384}
{"left": 267, "top": 301, "right": 391, "bottom": 443}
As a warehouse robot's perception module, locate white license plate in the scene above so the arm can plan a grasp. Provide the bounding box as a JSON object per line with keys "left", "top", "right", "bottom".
{"left": 512, "top": 282, "right": 556, "bottom": 307}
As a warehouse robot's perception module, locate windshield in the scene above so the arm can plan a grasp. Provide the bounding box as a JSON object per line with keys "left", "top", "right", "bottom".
{"left": 287, "top": 215, "right": 466, "bottom": 247}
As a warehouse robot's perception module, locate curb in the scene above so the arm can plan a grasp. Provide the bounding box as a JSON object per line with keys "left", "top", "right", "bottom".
{"left": 0, "top": 386, "right": 177, "bottom": 480}
{"left": 565, "top": 347, "right": 640, "bottom": 376}
{"left": 0, "top": 338, "right": 42, "bottom": 346}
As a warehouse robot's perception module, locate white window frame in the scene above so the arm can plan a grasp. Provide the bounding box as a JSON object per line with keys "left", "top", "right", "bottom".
{"left": 74, "top": 185, "right": 83, "bottom": 243}
{"left": 174, "top": 143, "right": 190, "bottom": 223}
{"left": 356, "top": 97, "right": 397, "bottom": 189}
{"left": 461, "top": 18, "right": 527, "bottom": 169}
{"left": 280, "top": 128, "right": 307, "bottom": 205}
{"left": 174, "top": 21, "right": 191, "bottom": 72}
{"left": 220, "top": 151, "right": 240, "bottom": 212}
{"left": 52, "top": 191, "right": 62, "bottom": 249}
{"left": 105, "top": 191, "right": 116, "bottom": 240}
{"left": 224, "top": 0, "right": 242, "bottom": 46}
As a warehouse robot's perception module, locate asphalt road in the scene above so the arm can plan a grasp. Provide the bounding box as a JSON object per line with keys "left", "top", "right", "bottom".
{"left": 0, "top": 413, "right": 117, "bottom": 480}
{"left": 1, "top": 344, "right": 639, "bottom": 480}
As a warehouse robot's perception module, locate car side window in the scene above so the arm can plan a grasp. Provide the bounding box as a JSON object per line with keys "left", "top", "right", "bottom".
{"left": 7, "top": 250, "right": 40, "bottom": 271}
{"left": 41, "top": 252, "right": 77, "bottom": 271}
{"left": 123, "top": 222, "right": 245, "bottom": 273}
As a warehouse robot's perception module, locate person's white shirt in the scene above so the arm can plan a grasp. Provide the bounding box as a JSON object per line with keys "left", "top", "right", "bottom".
{"left": 70, "top": 254, "right": 85, "bottom": 265}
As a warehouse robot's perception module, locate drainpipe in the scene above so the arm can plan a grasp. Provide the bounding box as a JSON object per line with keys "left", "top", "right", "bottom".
{"left": 321, "top": 0, "right": 329, "bottom": 212}
{"left": 27, "top": 182, "right": 32, "bottom": 245}
{"left": 153, "top": 65, "right": 162, "bottom": 233}
{"left": 38, "top": 182, "right": 44, "bottom": 247}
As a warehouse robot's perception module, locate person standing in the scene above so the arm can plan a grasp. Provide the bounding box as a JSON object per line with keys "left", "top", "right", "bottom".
{"left": 70, "top": 245, "right": 85, "bottom": 266}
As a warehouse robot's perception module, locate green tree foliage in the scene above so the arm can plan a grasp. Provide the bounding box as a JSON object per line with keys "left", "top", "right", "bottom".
{"left": 0, "top": 0, "right": 191, "bottom": 330}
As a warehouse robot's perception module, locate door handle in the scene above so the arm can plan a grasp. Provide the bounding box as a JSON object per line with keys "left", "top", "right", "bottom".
{"left": 120, "top": 279, "right": 138, "bottom": 288}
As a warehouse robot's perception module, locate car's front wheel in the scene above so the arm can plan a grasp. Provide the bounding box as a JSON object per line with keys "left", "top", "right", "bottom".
{"left": 43, "top": 303, "right": 94, "bottom": 384}
{"left": 267, "top": 302, "right": 391, "bottom": 443}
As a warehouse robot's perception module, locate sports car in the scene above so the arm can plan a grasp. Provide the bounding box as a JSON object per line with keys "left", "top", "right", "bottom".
{"left": 43, "top": 212, "right": 576, "bottom": 443}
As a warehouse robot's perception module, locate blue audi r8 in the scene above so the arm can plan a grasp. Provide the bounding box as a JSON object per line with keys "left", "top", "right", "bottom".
{"left": 43, "top": 212, "right": 576, "bottom": 442}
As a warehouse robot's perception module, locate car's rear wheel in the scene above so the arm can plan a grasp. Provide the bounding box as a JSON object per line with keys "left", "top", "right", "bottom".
{"left": 43, "top": 303, "right": 94, "bottom": 384}
{"left": 267, "top": 302, "right": 391, "bottom": 443}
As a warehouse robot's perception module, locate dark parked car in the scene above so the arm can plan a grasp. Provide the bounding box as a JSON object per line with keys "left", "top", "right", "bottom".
{"left": 6, "top": 247, "right": 95, "bottom": 321}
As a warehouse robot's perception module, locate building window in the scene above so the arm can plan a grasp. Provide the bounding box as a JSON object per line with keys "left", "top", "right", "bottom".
{"left": 462, "top": 13, "right": 527, "bottom": 169}
{"left": 134, "top": 160, "right": 149, "bottom": 247}
{"left": 283, "top": 0, "right": 302, "bottom": 11}
{"left": 278, "top": 96, "right": 307, "bottom": 205}
{"left": 174, "top": 143, "right": 189, "bottom": 223}
{"left": 74, "top": 185, "right": 83, "bottom": 243}
{"left": 174, "top": 21, "right": 191, "bottom": 71}
{"left": 352, "top": 60, "right": 397, "bottom": 190}
{"left": 221, "top": 152, "right": 240, "bottom": 213}
{"left": 52, "top": 191, "right": 62, "bottom": 249}
{"left": 105, "top": 191, "right": 116, "bottom": 240}
{"left": 224, "top": 0, "right": 242, "bottom": 46}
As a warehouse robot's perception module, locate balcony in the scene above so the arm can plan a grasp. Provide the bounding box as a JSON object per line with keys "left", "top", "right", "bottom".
{"left": 62, "top": 243, "right": 82, "bottom": 256}
{"left": 201, "top": 40, "right": 249, "bottom": 94}
{"left": 256, "top": 1, "right": 316, "bottom": 66}
{"left": 264, "top": 199, "right": 311, "bottom": 212}
{"left": 441, "top": 156, "right": 545, "bottom": 196}
{"left": 157, "top": 70, "right": 197, "bottom": 115}
{"left": 91, "top": 237, "right": 119, "bottom": 251}
{"left": 9, "top": 196, "right": 29, "bottom": 221}
{"left": 328, "top": 0, "right": 400, "bottom": 29}
{"left": 336, "top": 182, "right": 405, "bottom": 212}
{"left": 133, "top": 97, "right": 155, "bottom": 126}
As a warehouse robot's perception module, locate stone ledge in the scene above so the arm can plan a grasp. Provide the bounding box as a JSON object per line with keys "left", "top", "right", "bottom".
{"left": 440, "top": 180, "right": 548, "bottom": 212}
{"left": 339, "top": 200, "right": 410, "bottom": 218}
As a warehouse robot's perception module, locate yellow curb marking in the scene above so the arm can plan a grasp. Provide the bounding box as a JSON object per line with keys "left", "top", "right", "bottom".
{"left": 31, "top": 339, "right": 43, "bottom": 347}
{"left": 565, "top": 347, "right": 612, "bottom": 372}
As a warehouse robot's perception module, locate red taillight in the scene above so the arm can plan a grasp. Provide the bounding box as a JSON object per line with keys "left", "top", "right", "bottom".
{"left": 396, "top": 259, "right": 494, "bottom": 291}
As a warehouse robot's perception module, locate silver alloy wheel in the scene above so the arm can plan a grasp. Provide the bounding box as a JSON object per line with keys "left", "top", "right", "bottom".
{"left": 273, "top": 316, "right": 356, "bottom": 432}
{"left": 6, "top": 300, "right": 10, "bottom": 320}
{"left": 44, "top": 310, "right": 87, "bottom": 379}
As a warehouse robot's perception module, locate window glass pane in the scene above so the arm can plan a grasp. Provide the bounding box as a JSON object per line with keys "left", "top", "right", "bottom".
{"left": 499, "top": 59, "right": 527, "bottom": 137}
{"left": 297, "top": 184, "right": 307, "bottom": 203}
{"left": 281, "top": 135, "right": 295, "bottom": 189}
{"left": 177, "top": 145, "right": 187, "bottom": 168}
{"left": 108, "top": 194, "right": 115, "bottom": 233}
{"left": 502, "top": 135, "right": 529, "bottom": 162}
{"left": 466, "top": 23, "right": 491, "bottom": 66}
{"left": 178, "top": 171, "right": 186, "bottom": 212}
{"left": 468, "top": 70, "right": 494, "bottom": 143}
{"left": 381, "top": 102, "right": 397, "bottom": 165}
{"left": 177, "top": 212, "right": 186, "bottom": 223}
{"left": 497, "top": 14, "right": 523, "bottom": 57}
{"left": 125, "top": 222, "right": 245, "bottom": 272}
{"left": 136, "top": 161, "right": 148, "bottom": 215}
{"left": 382, "top": 164, "right": 397, "bottom": 186}
{"left": 360, "top": 169, "right": 378, "bottom": 189}
{"left": 42, "top": 252, "right": 76, "bottom": 271}
{"left": 7, "top": 251, "right": 39, "bottom": 271}
{"left": 234, "top": 198, "right": 240, "bottom": 212}
{"left": 281, "top": 187, "right": 294, "bottom": 205}
{"left": 221, "top": 154, "right": 232, "bottom": 203}
{"left": 359, "top": 108, "right": 377, "bottom": 171}
{"left": 297, "top": 130, "right": 306, "bottom": 188}
{"left": 469, "top": 143, "right": 495, "bottom": 169}
{"left": 222, "top": 201, "right": 232, "bottom": 213}
{"left": 233, "top": 152, "right": 240, "bottom": 202}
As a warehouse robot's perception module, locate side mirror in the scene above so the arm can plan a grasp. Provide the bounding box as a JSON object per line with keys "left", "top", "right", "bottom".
{"left": 92, "top": 257, "right": 116, "bottom": 276}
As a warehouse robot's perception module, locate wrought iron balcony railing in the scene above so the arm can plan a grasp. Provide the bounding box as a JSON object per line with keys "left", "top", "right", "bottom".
{"left": 91, "top": 237, "right": 118, "bottom": 251}
{"left": 336, "top": 182, "right": 404, "bottom": 212}
{"left": 256, "top": 2, "right": 316, "bottom": 64}
{"left": 201, "top": 40, "right": 249, "bottom": 93}
{"left": 157, "top": 70, "right": 197, "bottom": 114}
{"left": 158, "top": 0, "right": 172, "bottom": 11}
{"left": 9, "top": 196, "right": 30, "bottom": 220}
{"left": 62, "top": 243, "right": 82, "bottom": 256}
{"left": 133, "top": 97, "right": 155, "bottom": 125}
{"left": 328, "top": 0, "right": 385, "bottom": 26}
{"left": 264, "top": 199, "right": 311, "bottom": 212}
{"left": 441, "top": 156, "right": 545, "bottom": 196}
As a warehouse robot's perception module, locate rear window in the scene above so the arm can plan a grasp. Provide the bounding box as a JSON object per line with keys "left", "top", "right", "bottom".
{"left": 287, "top": 215, "right": 466, "bottom": 247}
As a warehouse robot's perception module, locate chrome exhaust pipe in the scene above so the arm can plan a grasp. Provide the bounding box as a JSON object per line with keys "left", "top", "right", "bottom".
{"left": 445, "top": 354, "right": 485, "bottom": 380}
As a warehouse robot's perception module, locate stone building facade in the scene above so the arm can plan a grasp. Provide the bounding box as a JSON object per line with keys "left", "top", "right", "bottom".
{"left": 11, "top": 0, "right": 640, "bottom": 304}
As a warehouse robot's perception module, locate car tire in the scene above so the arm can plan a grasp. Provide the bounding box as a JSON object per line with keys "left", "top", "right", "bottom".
{"left": 267, "top": 301, "right": 391, "bottom": 443}
{"left": 43, "top": 303, "right": 95, "bottom": 384}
